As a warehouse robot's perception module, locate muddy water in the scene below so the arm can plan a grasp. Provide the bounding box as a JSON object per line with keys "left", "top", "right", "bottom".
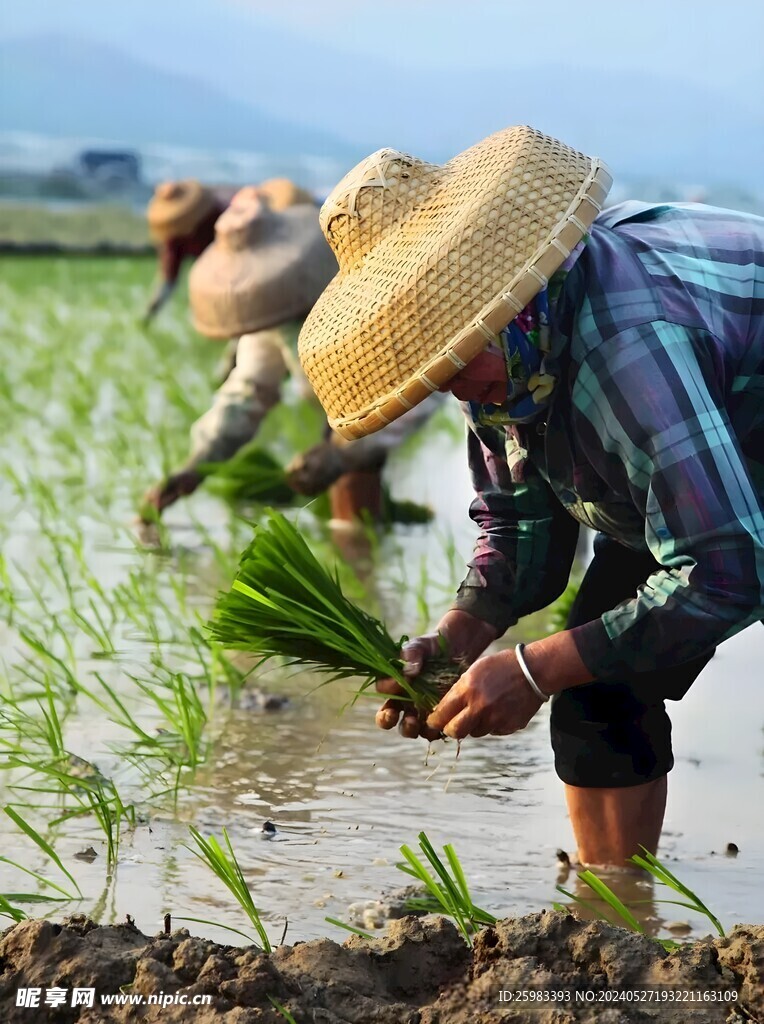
{"left": 7, "top": 433, "right": 763, "bottom": 949}
{"left": 0, "top": 257, "right": 762, "bottom": 951}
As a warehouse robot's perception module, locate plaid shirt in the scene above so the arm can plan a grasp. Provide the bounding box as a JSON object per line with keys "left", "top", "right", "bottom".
{"left": 454, "top": 202, "right": 764, "bottom": 680}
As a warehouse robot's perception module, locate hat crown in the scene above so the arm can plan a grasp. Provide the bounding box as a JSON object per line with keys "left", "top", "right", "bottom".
{"left": 320, "top": 148, "right": 441, "bottom": 272}
{"left": 215, "top": 196, "right": 271, "bottom": 252}
{"left": 232, "top": 185, "right": 263, "bottom": 206}
{"left": 155, "top": 181, "right": 182, "bottom": 200}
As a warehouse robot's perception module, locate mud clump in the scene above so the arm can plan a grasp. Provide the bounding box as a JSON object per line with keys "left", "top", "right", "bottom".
{"left": 0, "top": 911, "right": 760, "bottom": 1023}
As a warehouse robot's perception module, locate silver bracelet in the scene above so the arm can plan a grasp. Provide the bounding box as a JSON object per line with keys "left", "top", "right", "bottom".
{"left": 515, "top": 643, "right": 550, "bottom": 703}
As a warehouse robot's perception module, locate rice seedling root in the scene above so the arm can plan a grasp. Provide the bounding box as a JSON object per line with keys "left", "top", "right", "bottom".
{"left": 415, "top": 658, "right": 463, "bottom": 704}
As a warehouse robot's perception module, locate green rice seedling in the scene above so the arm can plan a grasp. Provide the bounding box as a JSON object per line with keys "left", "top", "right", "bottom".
{"left": 0, "top": 860, "right": 76, "bottom": 905}
{"left": 208, "top": 511, "right": 460, "bottom": 712}
{"left": 17, "top": 630, "right": 79, "bottom": 697}
{"left": 129, "top": 670, "right": 208, "bottom": 769}
{"left": 0, "top": 554, "right": 17, "bottom": 627}
{"left": 67, "top": 600, "right": 117, "bottom": 658}
{"left": 78, "top": 673, "right": 166, "bottom": 748}
{"left": 324, "top": 916, "right": 374, "bottom": 940}
{"left": 111, "top": 568, "right": 167, "bottom": 646}
{"left": 73, "top": 671, "right": 209, "bottom": 798}
{"left": 0, "top": 671, "right": 71, "bottom": 765}
{"left": 199, "top": 444, "right": 295, "bottom": 505}
{"left": 556, "top": 872, "right": 644, "bottom": 934}
{"left": 630, "top": 849, "right": 725, "bottom": 937}
{"left": 47, "top": 771, "right": 134, "bottom": 872}
{"left": 11, "top": 652, "right": 72, "bottom": 708}
{"left": 77, "top": 777, "right": 134, "bottom": 870}
{"left": 556, "top": 847, "right": 725, "bottom": 949}
{"left": 186, "top": 826, "right": 273, "bottom": 951}
{"left": 207, "top": 641, "right": 251, "bottom": 703}
{"left": 268, "top": 996, "right": 299, "bottom": 1023}
{"left": 306, "top": 486, "right": 434, "bottom": 528}
{"left": 0, "top": 893, "right": 28, "bottom": 922}
{"left": 44, "top": 528, "right": 121, "bottom": 655}
{"left": 381, "top": 490, "right": 434, "bottom": 526}
{"left": 379, "top": 525, "right": 464, "bottom": 637}
{"left": 168, "top": 572, "right": 192, "bottom": 622}
{"left": 4, "top": 806, "right": 82, "bottom": 897}
{"left": 6, "top": 567, "right": 75, "bottom": 661}
{"left": 185, "top": 627, "right": 220, "bottom": 707}
{"left": 0, "top": 849, "right": 78, "bottom": 921}
{"left": 1, "top": 889, "right": 70, "bottom": 909}
{"left": 171, "top": 914, "right": 266, "bottom": 945}
{"left": 7, "top": 753, "right": 134, "bottom": 872}
{"left": 396, "top": 831, "right": 496, "bottom": 946}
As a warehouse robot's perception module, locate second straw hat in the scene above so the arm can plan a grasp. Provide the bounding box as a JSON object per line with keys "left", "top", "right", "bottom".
{"left": 189, "top": 194, "right": 338, "bottom": 339}
{"left": 147, "top": 180, "right": 217, "bottom": 242}
{"left": 298, "top": 125, "right": 612, "bottom": 439}
{"left": 251, "top": 178, "right": 316, "bottom": 211}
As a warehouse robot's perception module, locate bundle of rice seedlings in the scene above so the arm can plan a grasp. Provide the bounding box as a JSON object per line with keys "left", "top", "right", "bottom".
{"left": 198, "top": 445, "right": 294, "bottom": 505}
{"left": 201, "top": 440, "right": 434, "bottom": 527}
{"left": 382, "top": 491, "right": 434, "bottom": 525}
{"left": 208, "top": 510, "right": 459, "bottom": 712}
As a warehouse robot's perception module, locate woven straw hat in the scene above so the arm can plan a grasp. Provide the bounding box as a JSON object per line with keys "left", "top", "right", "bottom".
{"left": 244, "top": 178, "right": 316, "bottom": 211}
{"left": 189, "top": 193, "right": 338, "bottom": 339}
{"left": 298, "top": 125, "right": 612, "bottom": 439}
{"left": 147, "top": 180, "right": 217, "bottom": 242}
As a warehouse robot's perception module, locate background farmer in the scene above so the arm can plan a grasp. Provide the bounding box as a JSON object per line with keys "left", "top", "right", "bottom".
{"left": 298, "top": 126, "right": 764, "bottom": 868}
{"left": 141, "top": 187, "right": 442, "bottom": 522}
{"left": 143, "top": 177, "right": 314, "bottom": 325}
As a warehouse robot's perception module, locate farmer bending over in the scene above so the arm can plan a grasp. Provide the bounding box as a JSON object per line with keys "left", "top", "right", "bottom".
{"left": 142, "top": 177, "right": 314, "bottom": 325}
{"left": 297, "top": 126, "right": 764, "bottom": 867}
{"left": 140, "top": 188, "right": 443, "bottom": 522}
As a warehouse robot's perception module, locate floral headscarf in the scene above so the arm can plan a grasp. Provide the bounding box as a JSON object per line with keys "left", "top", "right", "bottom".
{"left": 466, "top": 238, "right": 587, "bottom": 430}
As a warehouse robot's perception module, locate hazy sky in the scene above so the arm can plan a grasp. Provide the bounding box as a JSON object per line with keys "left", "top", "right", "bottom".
{"left": 4, "top": 0, "right": 764, "bottom": 105}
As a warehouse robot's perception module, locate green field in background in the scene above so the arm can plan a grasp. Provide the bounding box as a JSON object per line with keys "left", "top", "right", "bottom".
{"left": 0, "top": 202, "right": 151, "bottom": 248}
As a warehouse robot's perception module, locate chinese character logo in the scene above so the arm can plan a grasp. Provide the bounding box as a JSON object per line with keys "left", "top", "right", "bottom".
{"left": 44, "top": 987, "right": 69, "bottom": 1007}
{"left": 71, "top": 988, "right": 96, "bottom": 1008}
{"left": 15, "top": 988, "right": 41, "bottom": 1008}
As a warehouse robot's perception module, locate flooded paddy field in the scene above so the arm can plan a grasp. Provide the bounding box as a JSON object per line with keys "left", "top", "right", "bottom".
{"left": 0, "top": 255, "right": 763, "bottom": 991}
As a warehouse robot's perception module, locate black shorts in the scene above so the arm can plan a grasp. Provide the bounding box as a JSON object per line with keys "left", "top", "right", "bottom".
{"left": 550, "top": 533, "right": 714, "bottom": 788}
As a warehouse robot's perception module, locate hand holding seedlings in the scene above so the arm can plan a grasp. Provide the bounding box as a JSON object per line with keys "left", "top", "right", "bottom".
{"left": 375, "top": 611, "right": 498, "bottom": 740}
{"left": 209, "top": 511, "right": 462, "bottom": 712}
{"left": 375, "top": 642, "right": 444, "bottom": 741}
{"left": 140, "top": 469, "right": 203, "bottom": 520}
{"left": 426, "top": 648, "right": 545, "bottom": 739}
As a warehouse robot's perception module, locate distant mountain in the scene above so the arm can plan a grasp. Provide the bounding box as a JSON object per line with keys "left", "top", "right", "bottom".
{"left": 206, "top": 21, "right": 762, "bottom": 187}
{"left": 0, "top": 34, "right": 359, "bottom": 159}
{"left": 1, "top": 30, "right": 762, "bottom": 190}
